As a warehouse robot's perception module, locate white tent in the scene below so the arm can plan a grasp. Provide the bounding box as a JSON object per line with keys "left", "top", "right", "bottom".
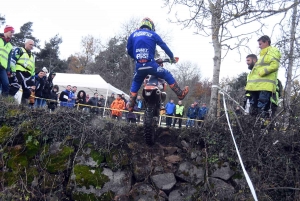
{"left": 53, "top": 73, "right": 129, "bottom": 108}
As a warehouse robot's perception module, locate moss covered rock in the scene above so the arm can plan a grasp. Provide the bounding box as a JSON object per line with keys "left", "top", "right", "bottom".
{"left": 73, "top": 164, "right": 109, "bottom": 189}
{"left": 0, "top": 125, "right": 13, "bottom": 144}
{"left": 43, "top": 144, "right": 74, "bottom": 173}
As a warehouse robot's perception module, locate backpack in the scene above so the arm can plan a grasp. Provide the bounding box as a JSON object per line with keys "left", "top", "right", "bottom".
{"left": 277, "top": 79, "right": 283, "bottom": 98}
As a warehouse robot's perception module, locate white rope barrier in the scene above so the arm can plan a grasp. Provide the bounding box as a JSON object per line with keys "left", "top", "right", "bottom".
{"left": 213, "top": 85, "right": 258, "bottom": 201}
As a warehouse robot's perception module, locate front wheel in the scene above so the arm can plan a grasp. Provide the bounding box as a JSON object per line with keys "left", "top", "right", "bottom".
{"left": 144, "top": 107, "right": 157, "bottom": 145}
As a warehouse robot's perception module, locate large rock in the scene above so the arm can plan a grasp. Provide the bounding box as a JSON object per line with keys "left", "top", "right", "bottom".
{"left": 169, "top": 183, "right": 197, "bottom": 201}
{"left": 151, "top": 173, "right": 176, "bottom": 191}
{"left": 211, "top": 162, "right": 235, "bottom": 180}
{"left": 101, "top": 168, "right": 132, "bottom": 195}
{"left": 132, "top": 154, "right": 152, "bottom": 182}
{"left": 208, "top": 177, "right": 235, "bottom": 199}
{"left": 176, "top": 162, "right": 204, "bottom": 185}
{"left": 129, "top": 183, "right": 165, "bottom": 201}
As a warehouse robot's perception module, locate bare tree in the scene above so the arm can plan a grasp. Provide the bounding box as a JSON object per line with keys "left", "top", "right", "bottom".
{"left": 0, "top": 14, "right": 5, "bottom": 27}
{"left": 163, "top": 0, "right": 299, "bottom": 117}
{"left": 275, "top": 1, "right": 300, "bottom": 128}
{"left": 164, "top": 61, "right": 201, "bottom": 103}
{"left": 78, "top": 35, "right": 102, "bottom": 70}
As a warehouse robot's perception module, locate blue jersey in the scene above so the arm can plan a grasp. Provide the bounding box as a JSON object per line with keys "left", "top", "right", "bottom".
{"left": 127, "top": 29, "right": 174, "bottom": 62}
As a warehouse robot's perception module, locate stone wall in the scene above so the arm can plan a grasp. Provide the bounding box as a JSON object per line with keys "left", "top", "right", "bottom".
{"left": 0, "top": 100, "right": 299, "bottom": 200}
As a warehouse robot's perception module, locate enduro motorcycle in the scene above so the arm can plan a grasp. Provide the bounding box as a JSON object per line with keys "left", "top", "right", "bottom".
{"left": 142, "top": 58, "right": 178, "bottom": 145}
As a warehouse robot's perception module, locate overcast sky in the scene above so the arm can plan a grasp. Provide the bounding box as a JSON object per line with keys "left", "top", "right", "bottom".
{"left": 1, "top": 0, "right": 287, "bottom": 82}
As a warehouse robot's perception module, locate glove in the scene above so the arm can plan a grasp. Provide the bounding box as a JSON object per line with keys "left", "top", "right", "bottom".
{"left": 170, "top": 57, "right": 177, "bottom": 64}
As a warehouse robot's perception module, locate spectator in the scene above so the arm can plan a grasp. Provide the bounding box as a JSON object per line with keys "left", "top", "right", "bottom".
{"left": 111, "top": 94, "right": 125, "bottom": 121}
{"left": 87, "top": 93, "right": 101, "bottom": 114}
{"left": 70, "top": 86, "right": 77, "bottom": 106}
{"left": 59, "top": 85, "right": 73, "bottom": 108}
{"left": 126, "top": 97, "right": 138, "bottom": 123}
{"left": 245, "top": 35, "right": 281, "bottom": 117}
{"left": 98, "top": 94, "right": 105, "bottom": 116}
{"left": 48, "top": 85, "right": 59, "bottom": 112}
{"left": 173, "top": 100, "right": 184, "bottom": 128}
{"left": 106, "top": 93, "right": 115, "bottom": 107}
{"left": 34, "top": 70, "right": 46, "bottom": 108}
{"left": 75, "top": 90, "right": 87, "bottom": 110}
{"left": 198, "top": 103, "right": 209, "bottom": 127}
{"left": 244, "top": 54, "right": 257, "bottom": 115}
{"left": 0, "top": 25, "right": 14, "bottom": 96}
{"left": 9, "top": 39, "right": 36, "bottom": 104}
{"left": 86, "top": 94, "right": 90, "bottom": 103}
{"left": 186, "top": 104, "right": 197, "bottom": 128}
{"left": 43, "top": 71, "right": 56, "bottom": 100}
{"left": 136, "top": 95, "right": 143, "bottom": 123}
{"left": 121, "top": 93, "right": 128, "bottom": 105}
{"left": 165, "top": 99, "right": 175, "bottom": 127}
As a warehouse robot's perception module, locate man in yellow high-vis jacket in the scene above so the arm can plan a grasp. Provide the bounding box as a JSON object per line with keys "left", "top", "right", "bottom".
{"left": 245, "top": 35, "right": 281, "bottom": 117}
{"left": 0, "top": 25, "right": 14, "bottom": 96}
{"left": 9, "top": 39, "right": 36, "bottom": 103}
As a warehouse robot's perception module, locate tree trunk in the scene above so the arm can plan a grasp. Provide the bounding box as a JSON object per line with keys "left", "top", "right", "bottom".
{"left": 284, "top": 1, "right": 297, "bottom": 127}
{"left": 209, "top": 1, "right": 222, "bottom": 118}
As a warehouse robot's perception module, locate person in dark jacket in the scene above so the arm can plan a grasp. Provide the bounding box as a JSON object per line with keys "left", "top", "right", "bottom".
{"left": 34, "top": 70, "right": 46, "bottom": 108}
{"left": 48, "top": 85, "right": 59, "bottom": 111}
{"left": 197, "top": 103, "right": 208, "bottom": 127}
{"left": 59, "top": 85, "right": 73, "bottom": 108}
{"left": 75, "top": 90, "right": 86, "bottom": 110}
{"left": 126, "top": 97, "right": 138, "bottom": 123}
{"left": 186, "top": 104, "right": 197, "bottom": 128}
{"left": 43, "top": 71, "right": 56, "bottom": 100}
{"left": 106, "top": 93, "right": 115, "bottom": 108}
{"left": 87, "top": 92, "right": 101, "bottom": 114}
{"left": 165, "top": 99, "right": 175, "bottom": 127}
{"left": 98, "top": 94, "right": 105, "bottom": 116}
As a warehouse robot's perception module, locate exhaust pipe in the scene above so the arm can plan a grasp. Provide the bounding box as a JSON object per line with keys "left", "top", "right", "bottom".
{"left": 156, "top": 90, "right": 161, "bottom": 95}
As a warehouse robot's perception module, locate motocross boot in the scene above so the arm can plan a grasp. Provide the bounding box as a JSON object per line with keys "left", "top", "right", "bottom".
{"left": 128, "top": 92, "right": 137, "bottom": 112}
{"left": 170, "top": 82, "right": 189, "bottom": 100}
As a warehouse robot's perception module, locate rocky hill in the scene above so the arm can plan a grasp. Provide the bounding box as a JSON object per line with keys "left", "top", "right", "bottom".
{"left": 0, "top": 99, "right": 299, "bottom": 201}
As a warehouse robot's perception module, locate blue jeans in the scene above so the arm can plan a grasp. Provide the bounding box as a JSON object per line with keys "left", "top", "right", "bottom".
{"left": 186, "top": 118, "right": 195, "bottom": 127}
{"left": 0, "top": 68, "right": 9, "bottom": 96}
{"left": 130, "top": 61, "right": 175, "bottom": 93}
{"left": 34, "top": 98, "right": 46, "bottom": 108}
{"left": 250, "top": 91, "right": 272, "bottom": 111}
{"left": 166, "top": 114, "right": 173, "bottom": 126}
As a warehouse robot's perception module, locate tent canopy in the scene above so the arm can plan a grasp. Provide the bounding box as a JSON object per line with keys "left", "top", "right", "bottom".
{"left": 53, "top": 73, "right": 129, "bottom": 99}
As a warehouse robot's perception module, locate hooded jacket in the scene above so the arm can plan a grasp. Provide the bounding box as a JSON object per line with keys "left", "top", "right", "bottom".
{"left": 43, "top": 72, "right": 55, "bottom": 99}
{"left": 245, "top": 46, "right": 281, "bottom": 93}
{"left": 111, "top": 97, "right": 125, "bottom": 117}
{"left": 76, "top": 90, "right": 87, "bottom": 106}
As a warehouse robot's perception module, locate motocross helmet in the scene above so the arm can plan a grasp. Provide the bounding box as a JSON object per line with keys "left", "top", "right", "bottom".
{"left": 140, "top": 17, "right": 155, "bottom": 31}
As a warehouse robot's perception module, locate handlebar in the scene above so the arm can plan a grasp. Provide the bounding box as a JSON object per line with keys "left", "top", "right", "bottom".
{"left": 156, "top": 57, "right": 179, "bottom": 65}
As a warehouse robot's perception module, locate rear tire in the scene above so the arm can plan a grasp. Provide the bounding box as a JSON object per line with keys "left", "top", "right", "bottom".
{"left": 144, "top": 107, "right": 156, "bottom": 145}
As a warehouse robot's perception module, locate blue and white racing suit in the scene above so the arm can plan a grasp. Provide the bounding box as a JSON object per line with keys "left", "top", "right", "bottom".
{"left": 127, "top": 28, "right": 175, "bottom": 93}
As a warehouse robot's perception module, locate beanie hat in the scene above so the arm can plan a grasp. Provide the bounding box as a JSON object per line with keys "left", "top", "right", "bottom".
{"left": 4, "top": 25, "right": 15, "bottom": 33}
{"left": 42, "top": 67, "right": 48, "bottom": 73}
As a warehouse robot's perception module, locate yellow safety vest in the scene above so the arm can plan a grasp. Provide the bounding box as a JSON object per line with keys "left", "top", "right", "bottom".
{"left": 0, "top": 38, "right": 13, "bottom": 69}
{"left": 175, "top": 105, "right": 184, "bottom": 115}
{"left": 15, "top": 47, "right": 35, "bottom": 76}
{"left": 245, "top": 46, "right": 281, "bottom": 93}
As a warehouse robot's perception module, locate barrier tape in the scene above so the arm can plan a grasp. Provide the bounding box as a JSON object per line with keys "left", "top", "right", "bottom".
{"left": 29, "top": 95, "right": 204, "bottom": 122}
{"left": 213, "top": 85, "right": 258, "bottom": 201}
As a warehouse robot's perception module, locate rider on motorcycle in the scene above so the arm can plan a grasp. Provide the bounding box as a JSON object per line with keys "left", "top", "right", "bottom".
{"left": 126, "top": 17, "right": 189, "bottom": 111}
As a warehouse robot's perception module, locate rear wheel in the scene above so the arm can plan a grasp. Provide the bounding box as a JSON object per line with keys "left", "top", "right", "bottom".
{"left": 144, "top": 107, "right": 157, "bottom": 145}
